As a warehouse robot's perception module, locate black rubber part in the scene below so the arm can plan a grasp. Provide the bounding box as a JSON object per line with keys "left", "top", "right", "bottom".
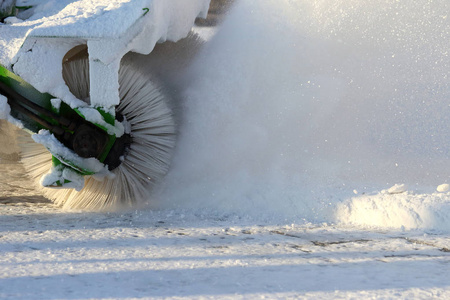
{"left": 103, "top": 133, "right": 132, "bottom": 171}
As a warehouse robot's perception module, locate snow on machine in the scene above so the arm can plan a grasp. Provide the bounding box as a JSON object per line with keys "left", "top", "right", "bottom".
{"left": 0, "top": 0, "right": 211, "bottom": 210}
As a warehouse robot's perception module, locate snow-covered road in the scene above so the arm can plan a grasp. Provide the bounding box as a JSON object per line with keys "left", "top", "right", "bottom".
{"left": 1, "top": 161, "right": 449, "bottom": 299}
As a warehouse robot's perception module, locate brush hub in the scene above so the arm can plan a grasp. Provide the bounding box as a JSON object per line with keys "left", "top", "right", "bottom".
{"left": 71, "top": 123, "right": 108, "bottom": 159}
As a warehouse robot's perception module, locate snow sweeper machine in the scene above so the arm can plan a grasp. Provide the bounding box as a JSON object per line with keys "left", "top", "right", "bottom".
{"left": 0, "top": 0, "right": 212, "bottom": 210}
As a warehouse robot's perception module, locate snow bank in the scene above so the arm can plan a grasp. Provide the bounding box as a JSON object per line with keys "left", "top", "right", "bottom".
{"left": 336, "top": 190, "right": 450, "bottom": 232}
{"left": 156, "top": 0, "right": 450, "bottom": 231}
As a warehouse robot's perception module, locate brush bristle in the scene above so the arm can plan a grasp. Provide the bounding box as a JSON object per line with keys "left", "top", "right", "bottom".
{"left": 19, "top": 57, "right": 176, "bottom": 211}
{"left": 0, "top": 120, "right": 21, "bottom": 161}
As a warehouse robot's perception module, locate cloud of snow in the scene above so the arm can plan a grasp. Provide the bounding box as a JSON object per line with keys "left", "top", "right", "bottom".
{"left": 152, "top": 1, "right": 449, "bottom": 230}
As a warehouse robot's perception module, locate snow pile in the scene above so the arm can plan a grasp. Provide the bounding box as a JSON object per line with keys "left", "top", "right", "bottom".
{"left": 437, "top": 184, "right": 450, "bottom": 193}
{"left": 336, "top": 188, "right": 450, "bottom": 232}
{"left": 156, "top": 0, "right": 450, "bottom": 231}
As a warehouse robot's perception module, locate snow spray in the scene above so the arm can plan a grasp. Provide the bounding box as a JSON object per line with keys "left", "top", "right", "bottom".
{"left": 154, "top": 0, "right": 449, "bottom": 227}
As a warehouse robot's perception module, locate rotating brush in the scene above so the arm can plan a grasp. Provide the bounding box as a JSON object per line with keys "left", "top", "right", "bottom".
{"left": 18, "top": 56, "right": 176, "bottom": 211}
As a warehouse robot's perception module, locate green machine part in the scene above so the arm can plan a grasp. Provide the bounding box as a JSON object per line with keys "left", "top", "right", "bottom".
{"left": 0, "top": 64, "right": 118, "bottom": 187}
